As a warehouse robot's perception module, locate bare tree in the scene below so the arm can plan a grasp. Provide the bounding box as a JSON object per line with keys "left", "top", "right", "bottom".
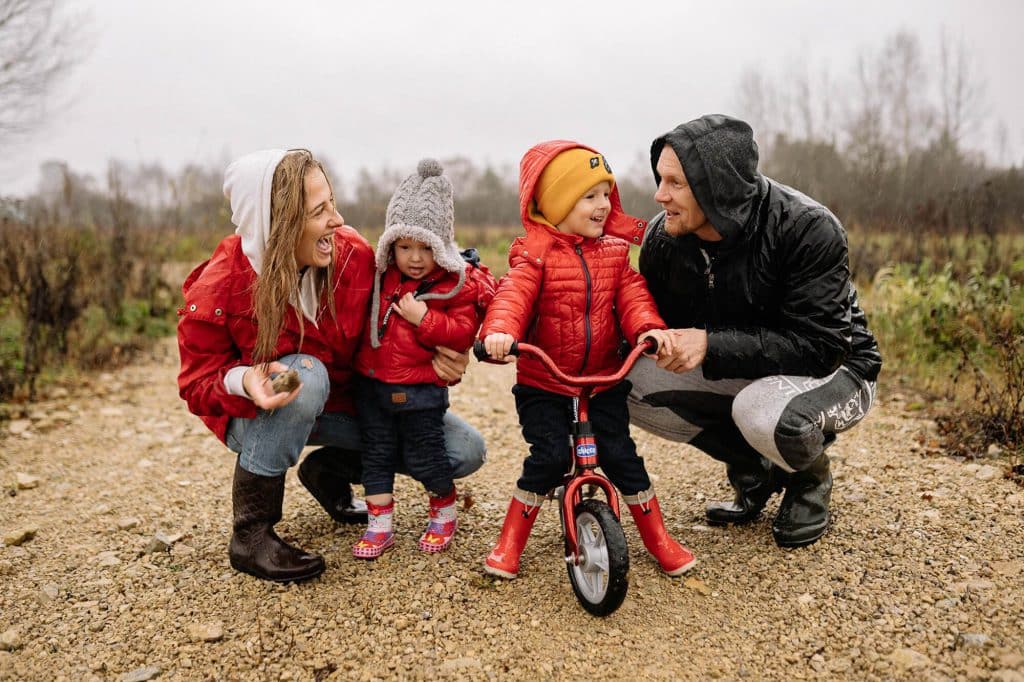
{"left": 938, "top": 27, "right": 986, "bottom": 149}
{"left": 735, "top": 68, "right": 779, "bottom": 145}
{"left": 879, "top": 31, "right": 932, "bottom": 159}
{"left": 0, "top": 0, "right": 87, "bottom": 143}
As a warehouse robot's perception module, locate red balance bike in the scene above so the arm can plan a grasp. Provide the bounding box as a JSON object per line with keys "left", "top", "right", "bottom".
{"left": 474, "top": 338, "right": 656, "bottom": 616}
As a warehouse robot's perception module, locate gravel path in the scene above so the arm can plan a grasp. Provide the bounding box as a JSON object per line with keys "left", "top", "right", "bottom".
{"left": 2, "top": 338, "right": 1023, "bottom": 681}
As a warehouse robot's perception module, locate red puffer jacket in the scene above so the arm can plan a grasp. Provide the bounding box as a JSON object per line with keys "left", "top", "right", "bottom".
{"left": 479, "top": 140, "right": 665, "bottom": 396}
{"left": 355, "top": 262, "right": 495, "bottom": 386}
{"left": 177, "top": 227, "right": 375, "bottom": 442}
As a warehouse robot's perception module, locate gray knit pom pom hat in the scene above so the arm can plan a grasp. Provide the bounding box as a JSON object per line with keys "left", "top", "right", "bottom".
{"left": 370, "top": 158, "right": 466, "bottom": 347}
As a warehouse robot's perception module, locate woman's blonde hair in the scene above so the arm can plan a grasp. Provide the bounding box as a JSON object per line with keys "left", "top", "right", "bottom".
{"left": 252, "top": 149, "right": 337, "bottom": 364}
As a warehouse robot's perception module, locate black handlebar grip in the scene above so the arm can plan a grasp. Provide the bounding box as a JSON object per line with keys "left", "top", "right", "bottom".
{"left": 472, "top": 339, "right": 522, "bottom": 361}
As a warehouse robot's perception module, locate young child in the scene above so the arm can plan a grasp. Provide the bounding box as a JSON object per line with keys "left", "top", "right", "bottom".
{"left": 480, "top": 141, "right": 697, "bottom": 579}
{"left": 353, "top": 158, "right": 491, "bottom": 559}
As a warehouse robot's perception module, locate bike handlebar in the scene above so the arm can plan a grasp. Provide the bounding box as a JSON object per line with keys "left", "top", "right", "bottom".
{"left": 472, "top": 337, "right": 657, "bottom": 388}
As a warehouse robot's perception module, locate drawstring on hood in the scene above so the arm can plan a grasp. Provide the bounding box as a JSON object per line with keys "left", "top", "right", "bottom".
{"left": 650, "top": 115, "right": 763, "bottom": 243}
{"left": 223, "top": 148, "right": 322, "bottom": 324}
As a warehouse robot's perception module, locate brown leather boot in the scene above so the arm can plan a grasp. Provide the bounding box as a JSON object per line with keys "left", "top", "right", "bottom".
{"left": 228, "top": 461, "right": 325, "bottom": 582}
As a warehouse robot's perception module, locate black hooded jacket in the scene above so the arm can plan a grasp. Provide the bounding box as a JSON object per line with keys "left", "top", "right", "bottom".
{"left": 640, "top": 115, "right": 882, "bottom": 382}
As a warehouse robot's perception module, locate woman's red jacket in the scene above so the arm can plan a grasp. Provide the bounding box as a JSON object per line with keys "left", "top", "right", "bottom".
{"left": 176, "top": 228, "right": 375, "bottom": 442}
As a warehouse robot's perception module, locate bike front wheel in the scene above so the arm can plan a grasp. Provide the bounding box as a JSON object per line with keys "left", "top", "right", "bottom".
{"left": 565, "top": 498, "right": 629, "bottom": 616}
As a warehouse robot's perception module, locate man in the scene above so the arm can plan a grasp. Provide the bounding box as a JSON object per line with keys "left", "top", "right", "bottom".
{"left": 624, "top": 114, "right": 882, "bottom": 547}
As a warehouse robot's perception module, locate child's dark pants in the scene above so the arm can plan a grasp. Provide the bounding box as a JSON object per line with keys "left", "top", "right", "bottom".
{"left": 513, "top": 381, "right": 651, "bottom": 496}
{"left": 356, "top": 378, "right": 454, "bottom": 497}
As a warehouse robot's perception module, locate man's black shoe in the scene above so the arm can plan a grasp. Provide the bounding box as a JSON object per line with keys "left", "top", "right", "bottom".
{"left": 772, "top": 453, "right": 832, "bottom": 547}
{"left": 297, "top": 447, "right": 368, "bottom": 525}
{"left": 705, "top": 457, "right": 786, "bottom": 526}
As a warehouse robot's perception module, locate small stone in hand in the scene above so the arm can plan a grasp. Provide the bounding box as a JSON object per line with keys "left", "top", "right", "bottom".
{"left": 270, "top": 369, "right": 300, "bottom": 394}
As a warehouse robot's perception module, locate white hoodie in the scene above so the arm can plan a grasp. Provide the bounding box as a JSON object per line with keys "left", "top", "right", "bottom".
{"left": 223, "top": 148, "right": 322, "bottom": 326}
{"left": 220, "top": 149, "right": 321, "bottom": 397}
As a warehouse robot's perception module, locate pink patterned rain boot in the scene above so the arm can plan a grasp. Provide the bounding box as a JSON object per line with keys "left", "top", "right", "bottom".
{"left": 353, "top": 500, "right": 395, "bottom": 559}
{"left": 418, "top": 488, "right": 458, "bottom": 553}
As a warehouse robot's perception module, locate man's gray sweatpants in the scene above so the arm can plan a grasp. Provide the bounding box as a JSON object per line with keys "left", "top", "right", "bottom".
{"left": 626, "top": 357, "right": 877, "bottom": 472}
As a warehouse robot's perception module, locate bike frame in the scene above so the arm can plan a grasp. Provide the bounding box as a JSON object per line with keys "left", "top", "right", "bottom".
{"left": 499, "top": 341, "right": 655, "bottom": 567}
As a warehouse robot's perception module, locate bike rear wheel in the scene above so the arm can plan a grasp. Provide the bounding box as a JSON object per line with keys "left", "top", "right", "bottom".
{"left": 565, "top": 498, "right": 629, "bottom": 616}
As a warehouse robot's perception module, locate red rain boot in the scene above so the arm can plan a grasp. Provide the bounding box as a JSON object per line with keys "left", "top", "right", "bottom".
{"left": 483, "top": 490, "right": 543, "bottom": 579}
{"left": 418, "top": 488, "right": 458, "bottom": 553}
{"left": 626, "top": 490, "right": 697, "bottom": 576}
{"left": 353, "top": 500, "right": 395, "bottom": 559}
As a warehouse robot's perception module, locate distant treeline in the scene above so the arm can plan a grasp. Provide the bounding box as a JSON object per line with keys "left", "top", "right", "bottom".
{"left": 4, "top": 139, "right": 1021, "bottom": 240}
{"left": 0, "top": 155, "right": 662, "bottom": 236}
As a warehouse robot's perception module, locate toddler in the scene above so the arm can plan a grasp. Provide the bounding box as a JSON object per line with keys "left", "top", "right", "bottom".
{"left": 353, "top": 159, "right": 489, "bottom": 558}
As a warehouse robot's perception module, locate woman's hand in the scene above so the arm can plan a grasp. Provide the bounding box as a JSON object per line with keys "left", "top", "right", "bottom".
{"left": 242, "top": 361, "right": 303, "bottom": 410}
{"left": 483, "top": 333, "right": 516, "bottom": 361}
{"left": 393, "top": 292, "right": 428, "bottom": 326}
{"left": 655, "top": 328, "right": 707, "bottom": 373}
{"left": 432, "top": 346, "right": 470, "bottom": 383}
{"left": 638, "top": 329, "right": 675, "bottom": 357}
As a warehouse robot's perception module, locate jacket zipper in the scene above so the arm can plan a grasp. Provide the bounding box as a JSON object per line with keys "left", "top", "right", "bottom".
{"left": 575, "top": 244, "right": 592, "bottom": 374}
{"left": 701, "top": 248, "right": 716, "bottom": 327}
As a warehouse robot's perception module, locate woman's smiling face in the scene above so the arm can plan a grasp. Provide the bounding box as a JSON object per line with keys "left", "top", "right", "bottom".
{"left": 294, "top": 168, "right": 343, "bottom": 268}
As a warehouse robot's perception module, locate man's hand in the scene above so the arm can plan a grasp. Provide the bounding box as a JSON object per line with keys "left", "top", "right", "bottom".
{"left": 638, "top": 329, "right": 675, "bottom": 357}
{"left": 432, "top": 345, "right": 470, "bottom": 383}
{"left": 243, "top": 361, "right": 303, "bottom": 410}
{"left": 483, "top": 333, "right": 516, "bottom": 361}
{"left": 393, "top": 292, "right": 428, "bottom": 326}
{"left": 655, "top": 328, "right": 708, "bottom": 373}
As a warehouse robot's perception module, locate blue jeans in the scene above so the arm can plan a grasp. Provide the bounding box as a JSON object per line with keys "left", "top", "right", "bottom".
{"left": 225, "top": 354, "right": 487, "bottom": 478}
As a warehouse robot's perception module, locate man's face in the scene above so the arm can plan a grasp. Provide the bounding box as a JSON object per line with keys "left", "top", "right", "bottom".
{"left": 653, "top": 145, "right": 714, "bottom": 238}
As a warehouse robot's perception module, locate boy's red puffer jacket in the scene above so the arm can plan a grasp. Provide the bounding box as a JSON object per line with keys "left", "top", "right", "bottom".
{"left": 355, "top": 261, "right": 495, "bottom": 386}
{"left": 479, "top": 140, "right": 665, "bottom": 396}
{"left": 177, "top": 228, "right": 375, "bottom": 442}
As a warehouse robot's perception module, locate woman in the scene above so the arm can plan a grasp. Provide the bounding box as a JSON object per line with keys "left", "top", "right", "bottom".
{"left": 177, "top": 149, "right": 487, "bottom": 582}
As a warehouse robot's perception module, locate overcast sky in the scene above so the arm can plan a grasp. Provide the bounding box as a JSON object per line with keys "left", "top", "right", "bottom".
{"left": 2, "top": 0, "right": 1023, "bottom": 197}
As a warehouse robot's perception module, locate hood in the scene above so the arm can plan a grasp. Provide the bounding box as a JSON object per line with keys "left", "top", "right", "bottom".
{"left": 519, "top": 140, "right": 642, "bottom": 249}
{"left": 650, "top": 115, "right": 762, "bottom": 242}
{"left": 223, "top": 148, "right": 321, "bottom": 324}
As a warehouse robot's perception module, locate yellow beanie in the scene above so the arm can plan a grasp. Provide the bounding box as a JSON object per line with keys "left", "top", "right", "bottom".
{"left": 535, "top": 149, "right": 615, "bottom": 226}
